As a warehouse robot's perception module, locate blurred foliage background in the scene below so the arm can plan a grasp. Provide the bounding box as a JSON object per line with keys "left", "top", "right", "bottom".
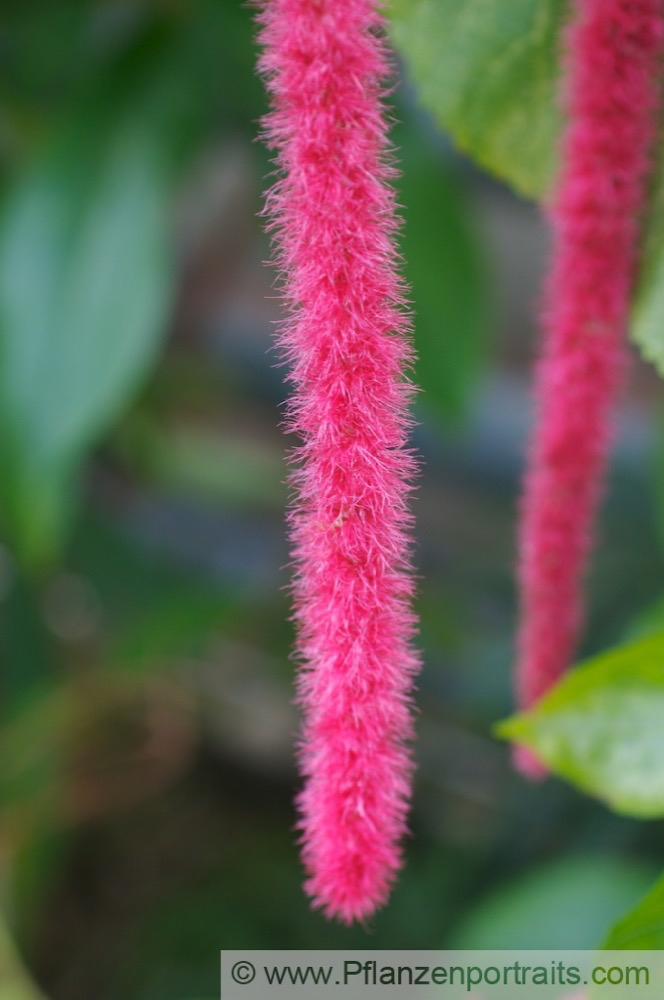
{"left": 0, "top": 2, "right": 662, "bottom": 998}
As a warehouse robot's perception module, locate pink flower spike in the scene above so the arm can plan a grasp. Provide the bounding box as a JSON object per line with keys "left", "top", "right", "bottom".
{"left": 515, "top": 0, "right": 664, "bottom": 777}
{"left": 256, "top": 0, "right": 420, "bottom": 922}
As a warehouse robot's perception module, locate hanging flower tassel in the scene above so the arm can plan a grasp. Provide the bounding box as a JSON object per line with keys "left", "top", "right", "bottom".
{"left": 515, "top": 0, "right": 664, "bottom": 778}
{"left": 257, "top": 0, "right": 419, "bottom": 922}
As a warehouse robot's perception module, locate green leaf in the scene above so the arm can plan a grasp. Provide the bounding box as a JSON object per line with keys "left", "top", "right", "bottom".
{"left": 496, "top": 632, "right": 664, "bottom": 817}
{"left": 0, "top": 107, "right": 173, "bottom": 568}
{"left": 395, "top": 120, "right": 490, "bottom": 420}
{"left": 0, "top": 911, "right": 47, "bottom": 999}
{"left": 628, "top": 156, "right": 664, "bottom": 376}
{"left": 604, "top": 873, "right": 664, "bottom": 949}
{"left": 451, "top": 855, "right": 656, "bottom": 950}
{"left": 388, "top": 0, "right": 567, "bottom": 200}
{"left": 387, "top": 0, "right": 664, "bottom": 378}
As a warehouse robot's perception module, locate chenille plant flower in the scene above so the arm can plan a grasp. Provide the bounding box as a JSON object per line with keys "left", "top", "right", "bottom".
{"left": 257, "top": 0, "right": 419, "bottom": 922}
{"left": 515, "top": 0, "right": 664, "bottom": 777}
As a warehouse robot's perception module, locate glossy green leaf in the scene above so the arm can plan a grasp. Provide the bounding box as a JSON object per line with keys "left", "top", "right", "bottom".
{"left": 387, "top": 0, "right": 664, "bottom": 377}
{"left": 496, "top": 633, "right": 664, "bottom": 817}
{"left": 451, "top": 855, "right": 656, "bottom": 950}
{"left": 0, "top": 110, "right": 173, "bottom": 567}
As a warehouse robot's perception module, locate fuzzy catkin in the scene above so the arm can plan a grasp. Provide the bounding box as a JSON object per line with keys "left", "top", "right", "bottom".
{"left": 515, "top": 0, "right": 664, "bottom": 777}
{"left": 257, "top": 0, "right": 419, "bottom": 922}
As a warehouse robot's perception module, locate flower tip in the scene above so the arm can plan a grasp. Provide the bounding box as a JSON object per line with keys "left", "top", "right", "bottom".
{"left": 306, "top": 878, "right": 386, "bottom": 927}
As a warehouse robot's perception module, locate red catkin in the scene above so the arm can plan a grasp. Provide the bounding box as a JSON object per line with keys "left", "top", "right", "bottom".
{"left": 256, "top": 0, "right": 419, "bottom": 922}
{"left": 515, "top": 0, "right": 664, "bottom": 777}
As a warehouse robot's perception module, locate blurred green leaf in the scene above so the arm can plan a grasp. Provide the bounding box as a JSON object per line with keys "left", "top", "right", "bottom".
{"left": 649, "top": 405, "right": 664, "bottom": 556}
{"left": 0, "top": 108, "right": 173, "bottom": 567}
{"left": 604, "top": 872, "right": 664, "bottom": 949}
{"left": 396, "top": 121, "right": 490, "bottom": 420}
{"left": 388, "top": 0, "right": 566, "bottom": 199}
{"left": 497, "top": 633, "right": 664, "bottom": 817}
{"left": 9, "top": 828, "right": 71, "bottom": 954}
{"left": 451, "top": 855, "right": 655, "bottom": 950}
{"left": 0, "top": 909, "right": 46, "bottom": 1000}
{"left": 630, "top": 162, "right": 664, "bottom": 377}
{"left": 0, "top": 680, "right": 74, "bottom": 823}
